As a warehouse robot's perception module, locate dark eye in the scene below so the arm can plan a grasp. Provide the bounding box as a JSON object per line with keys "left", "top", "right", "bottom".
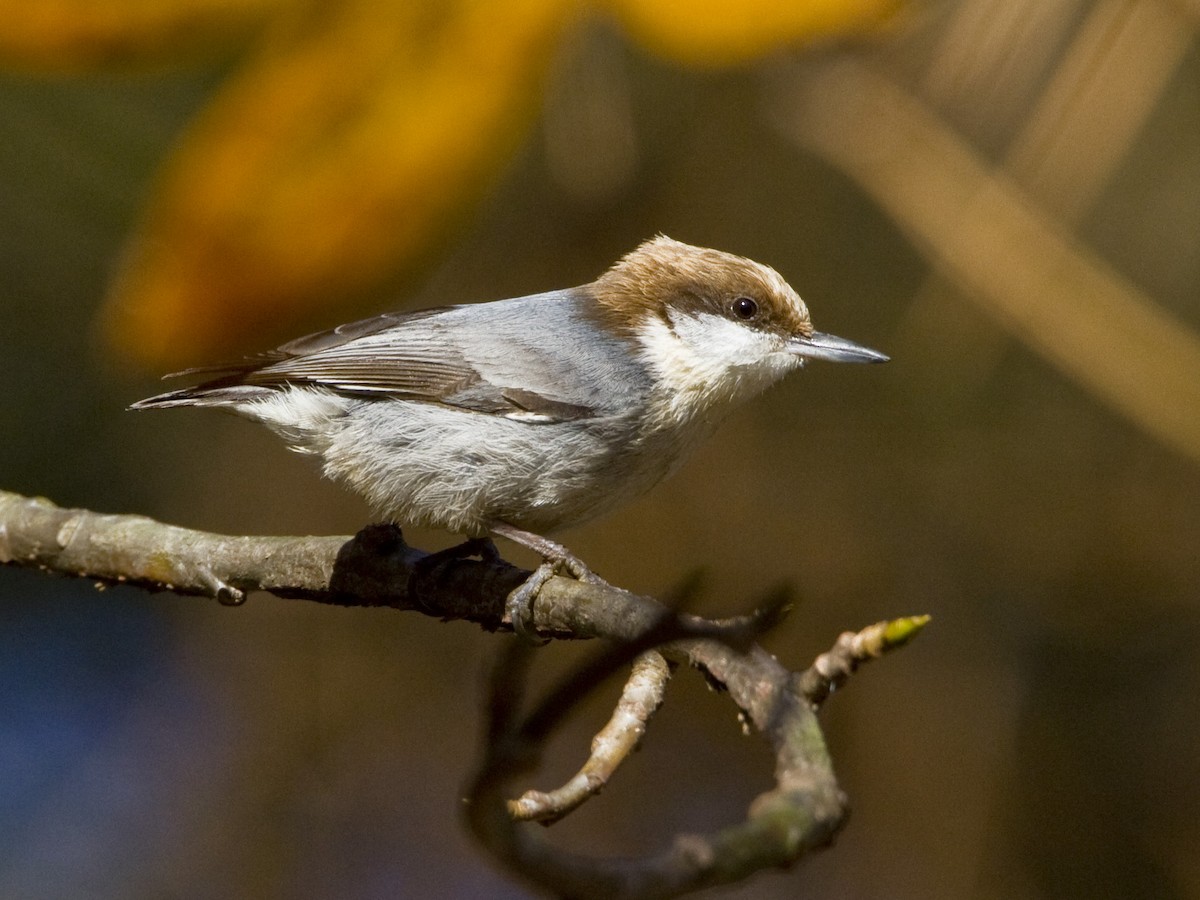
{"left": 731, "top": 296, "right": 758, "bottom": 320}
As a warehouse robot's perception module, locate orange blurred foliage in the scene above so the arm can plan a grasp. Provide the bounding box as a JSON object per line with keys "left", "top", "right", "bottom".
{"left": 0, "top": 0, "right": 280, "bottom": 69}
{"left": 0, "top": 0, "right": 900, "bottom": 366}
{"left": 103, "top": 0, "right": 576, "bottom": 365}
{"left": 604, "top": 0, "right": 901, "bottom": 66}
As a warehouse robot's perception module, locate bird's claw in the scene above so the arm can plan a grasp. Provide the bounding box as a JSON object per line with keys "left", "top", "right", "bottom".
{"left": 506, "top": 553, "right": 609, "bottom": 643}
{"left": 556, "top": 552, "right": 603, "bottom": 584}
{"left": 506, "top": 560, "right": 558, "bottom": 645}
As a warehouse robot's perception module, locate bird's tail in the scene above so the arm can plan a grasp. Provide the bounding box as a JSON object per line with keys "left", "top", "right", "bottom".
{"left": 128, "top": 384, "right": 277, "bottom": 411}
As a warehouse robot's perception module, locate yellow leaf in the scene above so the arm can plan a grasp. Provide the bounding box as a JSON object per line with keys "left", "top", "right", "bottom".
{"left": 0, "top": 0, "right": 280, "bottom": 70}
{"left": 103, "top": 0, "right": 575, "bottom": 366}
{"left": 604, "top": 0, "right": 902, "bottom": 67}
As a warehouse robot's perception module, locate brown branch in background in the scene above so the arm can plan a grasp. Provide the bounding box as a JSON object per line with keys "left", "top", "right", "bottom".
{"left": 919, "top": 0, "right": 1192, "bottom": 217}
{"left": 886, "top": 0, "right": 1197, "bottom": 412}
{"left": 768, "top": 55, "right": 1200, "bottom": 465}
{"left": 0, "top": 487, "right": 928, "bottom": 896}
{"left": 1003, "top": 0, "right": 1193, "bottom": 217}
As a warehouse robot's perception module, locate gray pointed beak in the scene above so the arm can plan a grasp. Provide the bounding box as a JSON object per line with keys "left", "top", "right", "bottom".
{"left": 789, "top": 331, "right": 889, "bottom": 364}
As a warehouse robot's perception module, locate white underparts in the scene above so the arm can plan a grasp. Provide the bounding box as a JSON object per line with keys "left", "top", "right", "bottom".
{"left": 241, "top": 387, "right": 351, "bottom": 454}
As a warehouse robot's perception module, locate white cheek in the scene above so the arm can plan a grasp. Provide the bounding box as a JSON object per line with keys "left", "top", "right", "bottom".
{"left": 635, "top": 313, "right": 798, "bottom": 416}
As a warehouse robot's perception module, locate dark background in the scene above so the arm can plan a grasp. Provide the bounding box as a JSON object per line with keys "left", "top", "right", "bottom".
{"left": 3, "top": 3, "right": 1199, "bottom": 897}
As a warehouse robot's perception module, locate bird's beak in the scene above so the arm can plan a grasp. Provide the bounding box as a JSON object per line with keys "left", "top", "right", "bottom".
{"left": 788, "top": 331, "right": 889, "bottom": 364}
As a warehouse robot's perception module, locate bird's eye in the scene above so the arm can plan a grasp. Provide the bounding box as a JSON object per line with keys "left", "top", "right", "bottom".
{"left": 731, "top": 296, "right": 759, "bottom": 320}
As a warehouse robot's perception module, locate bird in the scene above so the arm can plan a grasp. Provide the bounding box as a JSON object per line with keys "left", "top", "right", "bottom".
{"left": 132, "top": 236, "right": 887, "bottom": 635}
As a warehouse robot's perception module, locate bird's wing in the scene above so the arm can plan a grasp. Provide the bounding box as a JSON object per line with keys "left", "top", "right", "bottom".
{"left": 152, "top": 290, "right": 644, "bottom": 422}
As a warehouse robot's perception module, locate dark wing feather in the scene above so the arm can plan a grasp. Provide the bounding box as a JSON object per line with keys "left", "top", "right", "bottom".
{"left": 165, "top": 308, "right": 452, "bottom": 380}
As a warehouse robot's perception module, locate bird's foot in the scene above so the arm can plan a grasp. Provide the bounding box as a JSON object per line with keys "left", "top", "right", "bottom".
{"left": 505, "top": 561, "right": 559, "bottom": 645}
{"left": 491, "top": 522, "right": 607, "bottom": 642}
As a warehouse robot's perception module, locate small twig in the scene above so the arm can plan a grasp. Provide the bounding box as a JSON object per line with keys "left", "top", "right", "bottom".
{"left": 508, "top": 650, "right": 672, "bottom": 824}
{"left": 795, "top": 616, "right": 932, "bottom": 709}
{"left": 503, "top": 580, "right": 786, "bottom": 826}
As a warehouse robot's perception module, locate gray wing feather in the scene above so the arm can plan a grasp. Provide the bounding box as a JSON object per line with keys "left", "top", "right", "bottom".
{"left": 144, "top": 289, "right": 648, "bottom": 422}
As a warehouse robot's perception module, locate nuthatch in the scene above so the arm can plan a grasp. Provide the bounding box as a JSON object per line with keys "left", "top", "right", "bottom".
{"left": 134, "top": 236, "right": 887, "bottom": 634}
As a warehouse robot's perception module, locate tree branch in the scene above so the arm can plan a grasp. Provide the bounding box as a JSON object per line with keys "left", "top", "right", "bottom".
{"left": 508, "top": 649, "right": 672, "bottom": 824}
{"left": 465, "top": 609, "right": 851, "bottom": 898}
{"left": 797, "top": 616, "right": 932, "bottom": 709}
{"left": 1, "top": 488, "right": 539, "bottom": 628}
{"left": 0, "top": 487, "right": 928, "bottom": 897}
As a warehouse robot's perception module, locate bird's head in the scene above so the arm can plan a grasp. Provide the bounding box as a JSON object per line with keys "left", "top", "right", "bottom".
{"left": 591, "top": 236, "right": 886, "bottom": 422}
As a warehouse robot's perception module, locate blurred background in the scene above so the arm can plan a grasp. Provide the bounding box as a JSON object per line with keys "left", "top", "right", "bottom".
{"left": 2, "top": 0, "right": 1199, "bottom": 897}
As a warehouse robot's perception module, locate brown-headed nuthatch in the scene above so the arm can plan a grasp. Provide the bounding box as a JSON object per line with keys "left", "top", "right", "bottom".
{"left": 133, "top": 236, "right": 887, "bottom": 634}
